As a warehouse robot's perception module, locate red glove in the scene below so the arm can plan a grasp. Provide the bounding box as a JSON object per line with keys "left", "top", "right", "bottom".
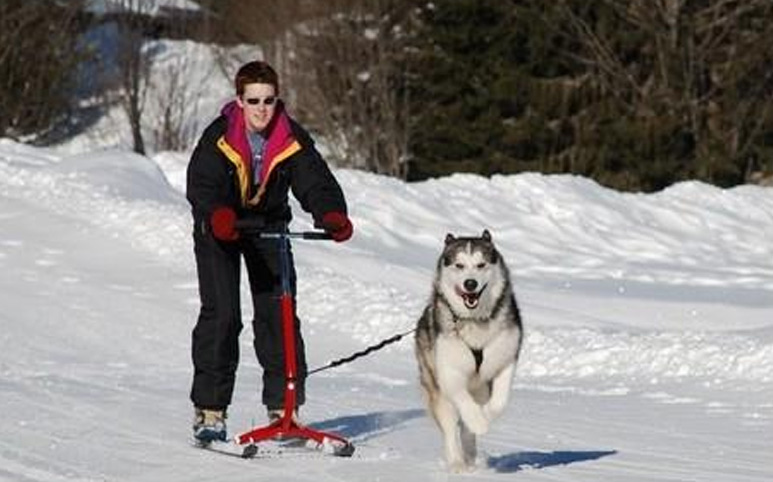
{"left": 210, "top": 206, "right": 239, "bottom": 241}
{"left": 321, "top": 212, "right": 353, "bottom": 242}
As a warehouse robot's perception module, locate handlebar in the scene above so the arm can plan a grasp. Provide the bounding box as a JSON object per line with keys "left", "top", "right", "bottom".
{"left": 234, "top": 218, "right": 332, "bottom": 240}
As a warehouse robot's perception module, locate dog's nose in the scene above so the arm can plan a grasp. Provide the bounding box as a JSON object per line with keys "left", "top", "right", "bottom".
{"left": 464, "top": 279, "right": 478, "bottom": 292}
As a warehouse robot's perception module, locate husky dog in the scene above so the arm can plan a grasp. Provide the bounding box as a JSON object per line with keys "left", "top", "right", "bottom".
{"left": 415, "top": 230, "right": 523, "bottom": 472}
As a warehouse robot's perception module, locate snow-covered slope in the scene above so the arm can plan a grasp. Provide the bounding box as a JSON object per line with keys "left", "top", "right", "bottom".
{"left": 1, "top": 138, "right": 771, "bottom": 481}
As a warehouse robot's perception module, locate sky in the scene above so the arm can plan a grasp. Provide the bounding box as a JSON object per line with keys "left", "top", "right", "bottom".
{"left": 1, "top": 24, "right": 772, "bottom": 482}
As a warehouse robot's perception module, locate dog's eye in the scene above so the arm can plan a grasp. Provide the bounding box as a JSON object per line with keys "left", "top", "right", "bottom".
{"left": 476, "top": 263, "right": 486, "bottom": 269}
{"left": 454, "top": 263, "right": 465, "bottom": 270}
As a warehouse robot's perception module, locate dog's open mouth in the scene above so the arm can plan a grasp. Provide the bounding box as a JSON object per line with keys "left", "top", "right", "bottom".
{"left": 455, "top": 285, "right": 487, "bottom": 309}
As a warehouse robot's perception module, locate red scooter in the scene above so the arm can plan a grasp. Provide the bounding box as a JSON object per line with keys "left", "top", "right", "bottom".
{"left": 233, "top": 220, "right": 355, "bottom": 458}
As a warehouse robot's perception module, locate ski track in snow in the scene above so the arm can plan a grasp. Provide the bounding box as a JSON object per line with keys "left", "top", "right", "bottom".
{"left": 1, "top": 137, "right": 772, "bottom": 481}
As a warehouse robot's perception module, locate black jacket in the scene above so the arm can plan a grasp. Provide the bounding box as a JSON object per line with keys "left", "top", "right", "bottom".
{"left": 186, "top": 109, "right": 347, "bottom": 233}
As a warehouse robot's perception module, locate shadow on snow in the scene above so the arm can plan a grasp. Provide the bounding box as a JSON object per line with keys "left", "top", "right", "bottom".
{"left": 310, "top": 410, "right": 617, "bottom": 473}
{"left": 487, "top": 450, "right": 617, "bottom": 473}
{"left": 309, "top": 408, "right": 425, "bottom": 443}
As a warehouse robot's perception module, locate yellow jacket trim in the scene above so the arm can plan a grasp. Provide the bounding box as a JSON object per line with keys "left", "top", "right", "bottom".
{"left": 248, "top": 140, "right": 302, "bottom": 206}
{"left": 216, "top": 135, "right": 250, "bottom": 205}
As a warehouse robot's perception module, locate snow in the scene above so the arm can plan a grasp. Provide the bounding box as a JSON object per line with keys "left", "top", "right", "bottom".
{"left": 86, "top": 0, "right": 201, "bottom": 15}
{"left": 1, "top": 134, "right": 771, "bottom": 481}
{"left": 58, "top": 39, "right": 235, "bottom": 157}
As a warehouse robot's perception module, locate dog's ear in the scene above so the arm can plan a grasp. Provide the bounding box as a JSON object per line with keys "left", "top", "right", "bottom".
{"left": 445, "top": 233, "right": 456, "bottom": 245}
{"left": 482, "top": 230, "right": 498, "bottom": 263}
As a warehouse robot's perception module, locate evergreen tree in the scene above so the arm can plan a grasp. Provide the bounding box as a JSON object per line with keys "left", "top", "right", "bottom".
{"left": 407, "top": 0, "right": 773, "bottom": 191}
{"left": 407, "top": 0, "right": 523, "bottom": 179}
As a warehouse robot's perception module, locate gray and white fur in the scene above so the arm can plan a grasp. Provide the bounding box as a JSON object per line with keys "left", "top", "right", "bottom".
{"left": 415, "top": 230, "right": 523, "bottom": 472}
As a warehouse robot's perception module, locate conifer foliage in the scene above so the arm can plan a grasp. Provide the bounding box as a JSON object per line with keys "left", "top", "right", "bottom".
{"left": 406, "top": 0, "right": 773, "bottom": 190}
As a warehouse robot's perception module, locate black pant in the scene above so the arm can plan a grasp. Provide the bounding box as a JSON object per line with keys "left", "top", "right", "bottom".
{"left": 189, "top": 228, "right": 306, "bottom": 410}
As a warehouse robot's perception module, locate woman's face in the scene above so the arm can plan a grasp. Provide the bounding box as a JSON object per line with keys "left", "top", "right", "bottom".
{"left": 238, "top": 82, "right": 277, "bottom": 133}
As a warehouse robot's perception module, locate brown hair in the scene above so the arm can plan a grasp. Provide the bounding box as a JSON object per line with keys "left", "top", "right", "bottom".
{"left": 235, "top": 61, "right": 279, "bottom": 96}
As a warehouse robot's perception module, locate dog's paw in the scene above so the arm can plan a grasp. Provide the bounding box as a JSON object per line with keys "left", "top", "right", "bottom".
{"left": 447, "top": 460, "right": 475, "bottom": 473}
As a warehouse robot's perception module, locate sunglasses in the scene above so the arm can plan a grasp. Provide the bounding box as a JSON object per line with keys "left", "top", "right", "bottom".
{"left": 243, "top": 96, "right": 277, "bottom": 106}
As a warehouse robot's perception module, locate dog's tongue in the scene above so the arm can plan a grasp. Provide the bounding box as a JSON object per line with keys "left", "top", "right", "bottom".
{"left": 456, "top": 286, "right": 480, "bottom": 309}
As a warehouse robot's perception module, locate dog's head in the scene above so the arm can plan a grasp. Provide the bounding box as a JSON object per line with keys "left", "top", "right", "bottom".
{"left": 436, "top": 229, "right": 507, "bottom": 315}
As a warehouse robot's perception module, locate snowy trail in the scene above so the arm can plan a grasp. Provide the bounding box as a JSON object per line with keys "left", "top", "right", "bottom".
{"left": 1, "top": 139, "right": 772, "bottom": 481}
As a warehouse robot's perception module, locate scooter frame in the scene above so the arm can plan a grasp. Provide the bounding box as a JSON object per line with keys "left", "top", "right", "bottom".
{"left": 232, "top": 222, "right": 354, "bottom": 458}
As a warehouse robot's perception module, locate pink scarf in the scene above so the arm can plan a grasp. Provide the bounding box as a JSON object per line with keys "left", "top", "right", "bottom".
{"left": 220, "top": 100, "right": 297, "bottom": 184}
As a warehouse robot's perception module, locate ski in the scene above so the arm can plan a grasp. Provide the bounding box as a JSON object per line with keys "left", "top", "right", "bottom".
{"left": 193, "top": 439, "right": 252, "bottom": 458}
{"left": 193, "top": 437, "right": 355, "bottom": 459}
